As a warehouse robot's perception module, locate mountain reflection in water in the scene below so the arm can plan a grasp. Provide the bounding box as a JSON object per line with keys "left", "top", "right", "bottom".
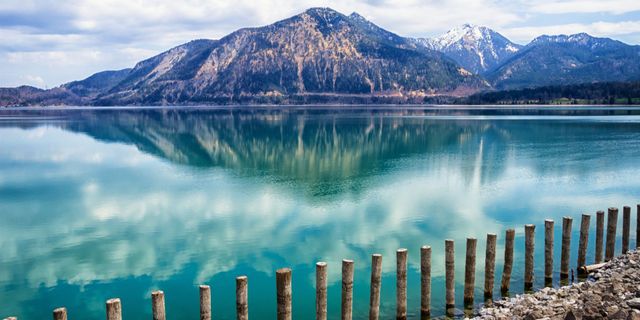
{"left": 0, "top": 107, "right": 639, "bottom": 319}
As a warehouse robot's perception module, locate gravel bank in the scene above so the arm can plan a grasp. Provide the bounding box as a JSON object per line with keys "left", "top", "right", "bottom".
{"left": 470, "top": 250, "right": 640, "bottom": 320}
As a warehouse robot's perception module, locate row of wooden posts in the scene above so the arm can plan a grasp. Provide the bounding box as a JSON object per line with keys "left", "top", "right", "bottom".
{"left": 4, "top": 206, "right": 639, "bottom": 320}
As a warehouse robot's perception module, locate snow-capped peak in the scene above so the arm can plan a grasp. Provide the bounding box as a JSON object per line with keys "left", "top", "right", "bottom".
{"left": 528, "top": 32, "right": 624, "bottom": 51}
{"left": 531, "top": 33, "right": 597, "bottom": 45}
{"left": 431, "top": 24, "right": 491, "bottom": 49}
{"left": 414, "top": 24, "right": 523, "bottom": 74}
{"left": 348, "top": 12, "right": 367, "bottom": 22}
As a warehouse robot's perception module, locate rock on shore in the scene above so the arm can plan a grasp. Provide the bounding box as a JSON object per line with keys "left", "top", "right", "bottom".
{"left": 470, "top": 250, "right": 640, "bottom": 320}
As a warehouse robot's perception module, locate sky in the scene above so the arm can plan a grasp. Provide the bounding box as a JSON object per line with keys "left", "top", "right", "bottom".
{"left": 1, "top": 0, "right": 640, "bottom": 88}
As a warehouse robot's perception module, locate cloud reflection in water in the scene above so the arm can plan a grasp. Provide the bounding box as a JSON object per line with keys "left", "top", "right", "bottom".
{"left": 0, "top": 108, "right": 639, "bottom": 318}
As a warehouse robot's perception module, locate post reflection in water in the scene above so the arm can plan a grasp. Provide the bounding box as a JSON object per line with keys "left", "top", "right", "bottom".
{"left": 0, "top": 107, "right": 639, "bottom": 319}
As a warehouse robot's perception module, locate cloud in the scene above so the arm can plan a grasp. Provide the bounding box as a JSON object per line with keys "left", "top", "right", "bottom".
{"left": 529, "top": 0, "right": 640, "bottom": 15}
{"left": 19, "top": 74, "right": 45, "bottom": 87}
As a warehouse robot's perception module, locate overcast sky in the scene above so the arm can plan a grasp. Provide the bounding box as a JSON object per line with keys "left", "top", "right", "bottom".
{"left": 2, "top": 0, "right": 640, "bottom": 88}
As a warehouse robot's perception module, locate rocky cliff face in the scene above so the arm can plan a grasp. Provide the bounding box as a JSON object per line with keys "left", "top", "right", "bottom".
{"left": 91, "top": 8, "right": 485, "bottom": 105}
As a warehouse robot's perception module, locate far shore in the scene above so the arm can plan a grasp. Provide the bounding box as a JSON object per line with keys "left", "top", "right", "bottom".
{"left": 2, "top": 104, "right": 640, "bottom": 111}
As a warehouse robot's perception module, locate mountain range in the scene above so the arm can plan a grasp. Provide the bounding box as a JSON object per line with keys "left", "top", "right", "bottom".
{"left": 2, "top": 7, "right": 640, "bottom": 106}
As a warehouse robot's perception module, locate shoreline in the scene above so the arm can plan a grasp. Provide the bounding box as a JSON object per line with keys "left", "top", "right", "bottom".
{"left": 470, "top": 250, "right": 640, "bottom": 320}
{"left": 1, "top": 104, "right": 640, "bottom": 111}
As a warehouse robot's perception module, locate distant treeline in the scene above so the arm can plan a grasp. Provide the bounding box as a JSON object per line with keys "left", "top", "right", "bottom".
{"left": 457, "top": 82, "right": 640, "bottom": 105}
{"left": 4, "top": 82, "right": 640, "bottom": 107}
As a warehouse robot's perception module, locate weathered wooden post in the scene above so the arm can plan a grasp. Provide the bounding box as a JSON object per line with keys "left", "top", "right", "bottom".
{"left": 464, "top": 238, "right": 477, "bottom": 307}
{"left": 544, "top": 219, "right": 554, "bottom": 285}
{"left": 53, "top": 307, "right": 67, "bottom": 320}
{"left": 420, "top": 246, "right": 431, "bottom": 318}
{"left": 577, "top": 214, "right": 591, "bottom": 269}
{"left": 106, "top": 298, "right": 122, "bottom": 320}
{"left": 500, "top": 229, "right": 515, "bottom": 294}
{"left": 236, "top": 276, "right": 248, "bottom": 320}
{"left": 524, "top": 224, "right": 535, "bottom": 291}
{"left": 622, "top": 206, "right": 631, "bottom": 254}
{"left": 484, "top": 233, "right": 496, "bottom": 298}
{"left": 637, "top": 204, "right": 640, "bottom": 249}
{"left": 445, "top": 239, "right": 455, "bottom": 311}
{"left": 396, "top": 249, "right": 407, "bottom": 320}
{"left": 200, "top": 285, "right": 212, "bottom": 320}
{"left": 560, "top": 217, "right": 573, "bottom": 280}
{"left": 605, "top": 207, "right": 618, "bottom": 261}
{"left": 369, "top": 255, "right": 382, "bottom": 320}
{"left": 342, "top": 260, "right": 354, "bottom": 320}
{"left": 151, "top": 291, "right": 166, "bottom": 320}
{"left": 595, "top": 210, "right": 604, "bottom": 263}
{"left": 276, "top": 269, "right": 292, "bottom": 320}
{"left": 316, "top": 262, "right": 328, "bottom": 320}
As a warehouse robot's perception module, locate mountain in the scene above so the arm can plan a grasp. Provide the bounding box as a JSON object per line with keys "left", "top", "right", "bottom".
{"left": 90, "top": 8, "right": 484, "bottom": 105}
{"left": 488, "top": 33, "right": 640, "bottom": 90}
{"left": 415, "top": 24, "right": 521, "bottom": 74}
{"left": 63, "top": 69, "right": 132, "bottom": 99}
{"left": 3, "top": 8, "right": 640, "bottom": 106}
{"left": 0, "top": 86, "right": 81, "bottom": 107}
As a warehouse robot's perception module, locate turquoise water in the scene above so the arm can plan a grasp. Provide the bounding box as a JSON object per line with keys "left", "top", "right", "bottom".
{"left": 0, "top": 107, "right": 639, "bottom": 319}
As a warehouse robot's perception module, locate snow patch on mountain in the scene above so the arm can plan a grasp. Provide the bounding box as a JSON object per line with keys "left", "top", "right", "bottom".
{"left": 414, "top": 24, "right": 523, "bottom": 74}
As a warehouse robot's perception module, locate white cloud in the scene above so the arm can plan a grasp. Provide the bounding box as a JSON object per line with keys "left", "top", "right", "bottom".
{"left": 19, "top": 74, "right": 45, "bottom": 87}
{"left": 530, "top": 0, "right": 640, "bottom": 15}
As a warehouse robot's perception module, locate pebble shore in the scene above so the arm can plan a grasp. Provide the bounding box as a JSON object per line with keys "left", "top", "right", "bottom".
{"left": 470, "top": 250, "right": 640, "bottom": 320}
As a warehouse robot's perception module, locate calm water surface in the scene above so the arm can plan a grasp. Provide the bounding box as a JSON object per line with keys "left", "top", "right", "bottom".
{"left": 0, "top": 107, "right": 639, "bottom": 319}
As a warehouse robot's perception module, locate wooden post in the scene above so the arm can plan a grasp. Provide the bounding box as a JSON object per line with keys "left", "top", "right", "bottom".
{"left": 484, "top": 234, "right": 496, "bottom": 298}
{"left": 106, "top": 298, "right": 122, "bottom": 320}
{"left": 396, "top": 249, "right": 407, "bottom": 319}
{"left": 316, "top": 262, "right": 328, "bottom": 320}
{"left": 605, "top": 207, "right": 618, "bottom": 261}
{"left": 276, "top": 269, "right": 291, "bottom": 320}
{"left": 53, "top": 308, "right": 67, "bottom": 320}
{"left": 560, "top": 217, "right": 573, "bottom": 279}
{"left": 500, "top": 229, "right": 515, "bottom": 293}
{"left": 595, "top": 210, "right": 605, "bottom": 263}
{"left": 445, "top": 239, "right": 455, "bottom": 310}
{"left": 199, "top": 285, "right": 212, "bottom": 320}
{"left": 236, "top": 276, "right": 248, "bottom": 320}
{"left": 369, "top": 255, "right": 382, "bottom": 320}
{"left": 622, "top": 206, "right": 631, "bottom": 254}
{"left": 524, "top": 224, "right": 535, "bottom": 291}
{"left": 577, "top": 214, "right": 591, "bottom": 269}
{"left": 544, "top": 219, "right": 554, "bottom": 284}
{"left": 464, "top": 238, "right": 477, "bottom": 307}
{"left": 151, "top": 291, "right": 166, "bottom": 320}
{"left": 420, "top": 246, "right": 431, "bottom": 318}
{"left": 341, "top": 260, "right": 354, "bottom": 320}
{"left": 637, "top": 204, "right": 640, "bottom": 249}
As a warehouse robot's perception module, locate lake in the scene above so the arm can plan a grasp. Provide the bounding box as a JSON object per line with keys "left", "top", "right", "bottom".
{"left": 0, "top": 106, "right": 639, "bottom": 319}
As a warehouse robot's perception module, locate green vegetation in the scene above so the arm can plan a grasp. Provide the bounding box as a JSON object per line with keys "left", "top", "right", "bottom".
{"left": 459, "top": 82, "right": 640, "bottom": 105}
